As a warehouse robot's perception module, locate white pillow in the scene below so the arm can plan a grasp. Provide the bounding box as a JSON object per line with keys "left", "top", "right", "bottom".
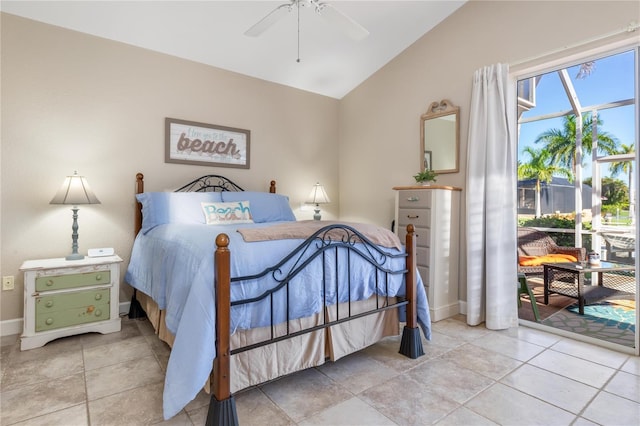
{"left": 202, "top": 201, "right": 254, "bottom": 225}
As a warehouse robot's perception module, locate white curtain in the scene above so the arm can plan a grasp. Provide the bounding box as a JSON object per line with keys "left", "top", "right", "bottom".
{"left": 466, "top": 63, "right": 519, "bottom": 329}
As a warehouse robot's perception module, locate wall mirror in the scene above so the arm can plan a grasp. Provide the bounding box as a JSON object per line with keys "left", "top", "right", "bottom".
{"left": 420, "top": 99, "right": 459, "bottom": 174}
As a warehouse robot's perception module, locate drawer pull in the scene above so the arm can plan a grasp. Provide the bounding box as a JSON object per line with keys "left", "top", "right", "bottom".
{"left": 46, "top": 279, "right": 54, "bottom": 287}
{"left": 87, "top": 305, "right": 95, "bottom": 313}
{"left": 407, "top": 215, "right": 420, "bottom": 219}
{"left": 406, "top": 197, "right": 419, "bottom": 202}
{"left": 45, "top": 300, "right": 54, "bottom": 308}
{"left": 95, "top": 309, "right": 103, "bottom": 317}
{"left": 45, "top": 318, "right": 54, "bottom": 325}
{"left": 95, "top": 274, "right": 102, "bottom": 281}
{"left": 95, "top": 293, "right": 102, "bottom": 301}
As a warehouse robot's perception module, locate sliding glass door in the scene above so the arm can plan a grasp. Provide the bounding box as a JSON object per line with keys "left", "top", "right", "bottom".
{"left": 515, "top": 46, "right": 639, "bottom": 353}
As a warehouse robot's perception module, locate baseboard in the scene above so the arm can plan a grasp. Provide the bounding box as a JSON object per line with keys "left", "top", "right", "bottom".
{"left": 0, "top": 318, "right": 23, "bottom": 337}
{"left": 119, "top": 301, "right": 130, "bottom": 316}
{"left": 1, "top": 301, "right": 132, "bottom": 337}
{"left": 458, "top": 300, "right": 467, "bottom": 315}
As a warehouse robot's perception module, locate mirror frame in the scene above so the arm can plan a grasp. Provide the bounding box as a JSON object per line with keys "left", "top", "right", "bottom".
{"left": 420, "top": 99, "right": 460, "bottom": 174}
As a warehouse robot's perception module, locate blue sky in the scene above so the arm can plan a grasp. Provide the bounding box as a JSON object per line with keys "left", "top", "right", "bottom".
{"left": 518, "top": 49, "right": 636, "bottom": 180}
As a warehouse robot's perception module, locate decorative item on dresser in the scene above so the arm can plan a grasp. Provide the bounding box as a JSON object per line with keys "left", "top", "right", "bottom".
{"left": 393, "top": 184, "right": 462, "bottom": 321}
{"left": 413, "top": 168, "right": 438, "bottom": 185}
{"left": 126, "top": 173, "right": 430, "bottom": 423}
{"left": 20, "top": 255, "right": 122, "bottom": 350}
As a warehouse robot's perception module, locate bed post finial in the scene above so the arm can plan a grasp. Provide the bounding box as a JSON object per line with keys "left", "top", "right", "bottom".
{"left": 215, "top": 233, "right": 230, "bottom": 248}
{"left": 207, "top": 232, "right": 239, "bottom": 426}
{"left": 269, "top": 180, "right": 276, "bottom": 193}
{"left": 399, "top": 224, "right": 424, "bottom": 359}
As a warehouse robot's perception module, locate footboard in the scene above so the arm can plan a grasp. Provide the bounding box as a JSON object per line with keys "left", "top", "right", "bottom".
{"left": 206, "top": 224, "right": 422, "bottom": 426}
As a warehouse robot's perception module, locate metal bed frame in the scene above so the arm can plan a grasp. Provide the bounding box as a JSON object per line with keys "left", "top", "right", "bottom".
{"left": 131, "top": 173, "right": 423, "bottom": 426}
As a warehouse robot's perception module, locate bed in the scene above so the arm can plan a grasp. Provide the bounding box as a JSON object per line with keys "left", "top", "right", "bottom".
{"left": 124, "top": 173, "right": 431, "bottom": 424}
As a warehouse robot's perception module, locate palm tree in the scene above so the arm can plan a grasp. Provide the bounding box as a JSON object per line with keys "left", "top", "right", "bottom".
{"left": 609, "top": 143, "right": 635, "bottom": 225}
{"left": 534, "top": 113, "right": 620, "bottom": 177}
{"left": 518, "top": 146, "right": 572, "bottom": 217}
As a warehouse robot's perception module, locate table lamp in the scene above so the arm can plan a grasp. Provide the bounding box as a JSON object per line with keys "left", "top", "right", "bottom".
{"left": 305, "top": 182, "right": 330, "bottom": 220}
{"left": 50, "top": 171, "right": 101, "bottom": 260}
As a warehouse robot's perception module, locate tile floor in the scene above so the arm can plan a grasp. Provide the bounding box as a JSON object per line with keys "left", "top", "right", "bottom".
{"left": 1, "top": 315, "right": 639, "bottom": 425}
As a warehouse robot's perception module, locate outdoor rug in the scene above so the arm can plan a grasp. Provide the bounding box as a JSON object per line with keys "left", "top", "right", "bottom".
{"left": 542, "top": 298, "right": 636, "bottom": 347}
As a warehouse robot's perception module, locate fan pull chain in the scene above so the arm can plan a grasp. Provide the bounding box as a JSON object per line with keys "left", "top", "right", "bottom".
{"left": 296, "top": 0, "right": 301, "bottom": 63}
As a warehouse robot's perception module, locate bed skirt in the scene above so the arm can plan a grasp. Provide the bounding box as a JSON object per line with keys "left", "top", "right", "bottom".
{"left": 135, "top": 291, "right": 400, "bottom": 393}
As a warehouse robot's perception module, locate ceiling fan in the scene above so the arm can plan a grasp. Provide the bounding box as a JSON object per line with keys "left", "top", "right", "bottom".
{"left": 245, "top": 0, "right": 369, "bottom": 41}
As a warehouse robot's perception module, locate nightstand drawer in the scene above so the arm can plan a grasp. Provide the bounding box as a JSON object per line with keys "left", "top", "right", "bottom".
{"left": 35, "top": 270, "right": 110, "bottom": 292}
{"left": 36, "top": 288, "right": 110, "bottom": 315}
{"left": 35, "top": 290, "right": 110, "bottom": 332}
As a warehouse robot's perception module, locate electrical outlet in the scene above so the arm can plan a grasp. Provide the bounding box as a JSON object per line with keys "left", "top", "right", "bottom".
{"left": 2, "top": 276, "right": 14, "bottom": 291}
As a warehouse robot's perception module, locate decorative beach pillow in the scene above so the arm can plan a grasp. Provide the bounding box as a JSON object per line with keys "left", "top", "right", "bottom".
{"left": 202, "top": 201, "right": 254, "bottom": 225}
{"left": 136, "top": 191, "right": 223, "bottom": 234}
{"left": 221, "top": 191, "right": 296, "bottom": 223}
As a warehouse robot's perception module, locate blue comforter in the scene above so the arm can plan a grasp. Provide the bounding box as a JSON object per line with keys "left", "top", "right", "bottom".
{"left": 125, "top": 222, "right": 431, "bottom": 419}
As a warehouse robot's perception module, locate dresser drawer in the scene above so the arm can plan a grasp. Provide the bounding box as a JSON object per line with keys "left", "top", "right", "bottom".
{"left": 36, "top": 270, "right": 110, "bottom": 292}
{"left": 416, "top": 246, "right": 429, "bottom": 266}
{"left": 398, "top": 191, "right": 432, "bottom": 209}
{"left": 398, "top": 225, "right": 430, "bottom": 248}
{"left": 35, "top": 290, "right": 110, "bottom": 332}
{"left": 397, "top": 208, "right": 430, "bottom": 228}
{"left": 418, "top": 266, "right": 429, "bottom": 286}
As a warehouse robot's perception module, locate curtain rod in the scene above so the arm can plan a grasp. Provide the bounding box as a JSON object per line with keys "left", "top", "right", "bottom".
{"left": 511, "top": 20, "right": 639, "bottom": 68}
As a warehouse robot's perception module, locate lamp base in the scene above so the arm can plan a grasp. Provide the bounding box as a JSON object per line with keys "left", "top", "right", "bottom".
{"left": 313, "top": 207, "right": 321, "bottom": 221}
{"left": 65, "top": 253, "right": 84, "bottom": 261}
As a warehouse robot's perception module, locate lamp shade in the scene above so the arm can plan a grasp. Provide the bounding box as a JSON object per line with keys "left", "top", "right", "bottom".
{"left": 50, "top": 171, "right": 101, "bottom": 205}
{"left": 306, "top": 182, "right": 330, "bottom": 205}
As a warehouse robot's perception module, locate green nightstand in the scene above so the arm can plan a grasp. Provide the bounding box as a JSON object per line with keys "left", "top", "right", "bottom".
{"left": 20, "top": 255, "right": 122, "bottom": 350}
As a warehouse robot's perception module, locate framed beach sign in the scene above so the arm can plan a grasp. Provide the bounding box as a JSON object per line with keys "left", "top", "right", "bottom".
{"left": 165, "top": 118, "right": 250, "bottom": 169}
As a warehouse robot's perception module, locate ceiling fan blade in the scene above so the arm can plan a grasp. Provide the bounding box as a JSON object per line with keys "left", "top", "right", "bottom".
{"left": 317, "top": 3, "right": 369, "bottom": 41}
{"left": 245, "top": 3, "right": 293, "bottom": 37}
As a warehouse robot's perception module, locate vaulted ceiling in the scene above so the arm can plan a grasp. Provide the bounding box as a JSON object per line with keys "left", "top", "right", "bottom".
{"left": 1, "top": 1, "right": 466, "bottom": 99}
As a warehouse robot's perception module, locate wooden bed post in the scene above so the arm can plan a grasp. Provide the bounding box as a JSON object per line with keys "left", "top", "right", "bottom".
{"left": 134, "top": 173, "right": 144, "bottom": 236}
{"left": 399, "top": 224, "right": 425, "bottom": 359}
{"left": 206, "top": 234, "right": 239, "bottom": 426}
{"left": 269, "top": 180, "right": 276, "bottom": 193}
{"left": 129, "top": 173, "right": 147, "bottom": 319}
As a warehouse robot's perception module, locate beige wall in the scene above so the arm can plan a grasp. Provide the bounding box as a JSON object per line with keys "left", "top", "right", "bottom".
{"left": 0, "top": 13, "right": 339, "bottom": 321}
{"left": 2, "top": 1, "right": 639, "bottom": 323}
{"left": 339, "top": 0, "right": 639, "bottom": 302}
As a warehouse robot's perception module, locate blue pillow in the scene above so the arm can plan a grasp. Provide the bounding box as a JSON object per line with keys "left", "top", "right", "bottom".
{"left": 221, "top": 192, "right": 296, "bottom": 223}
{"left": 136, "top": 191, "right": 223, "bottom": 234}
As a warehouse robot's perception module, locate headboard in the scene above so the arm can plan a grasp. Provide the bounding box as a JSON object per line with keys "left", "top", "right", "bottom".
{"left": 133, "top": 173, "right": 277, "bottom": 236}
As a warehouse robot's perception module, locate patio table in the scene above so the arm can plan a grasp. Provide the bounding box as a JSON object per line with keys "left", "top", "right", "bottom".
{"left": 543, "top": 261, "right": 635, "bottom": 315}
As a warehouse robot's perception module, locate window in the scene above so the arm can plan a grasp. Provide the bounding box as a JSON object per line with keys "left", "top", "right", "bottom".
{"left": 517, "top": 48, "right": 637, "bottom": 250}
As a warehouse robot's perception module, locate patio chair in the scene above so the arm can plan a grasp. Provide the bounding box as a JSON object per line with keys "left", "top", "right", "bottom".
{"left": 517, "top": 227, "right": 586, "bottom": 276}
{"left": 602, "top": 232, "right": 635, "bottom": 264}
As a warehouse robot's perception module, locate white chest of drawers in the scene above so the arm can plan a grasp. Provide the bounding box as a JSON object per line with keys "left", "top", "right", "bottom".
{"left": 20, "top": 255, "right": 122, "bottom": 350}
{"left": 393, "top": 186, "right": 461, "bottom": 321}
